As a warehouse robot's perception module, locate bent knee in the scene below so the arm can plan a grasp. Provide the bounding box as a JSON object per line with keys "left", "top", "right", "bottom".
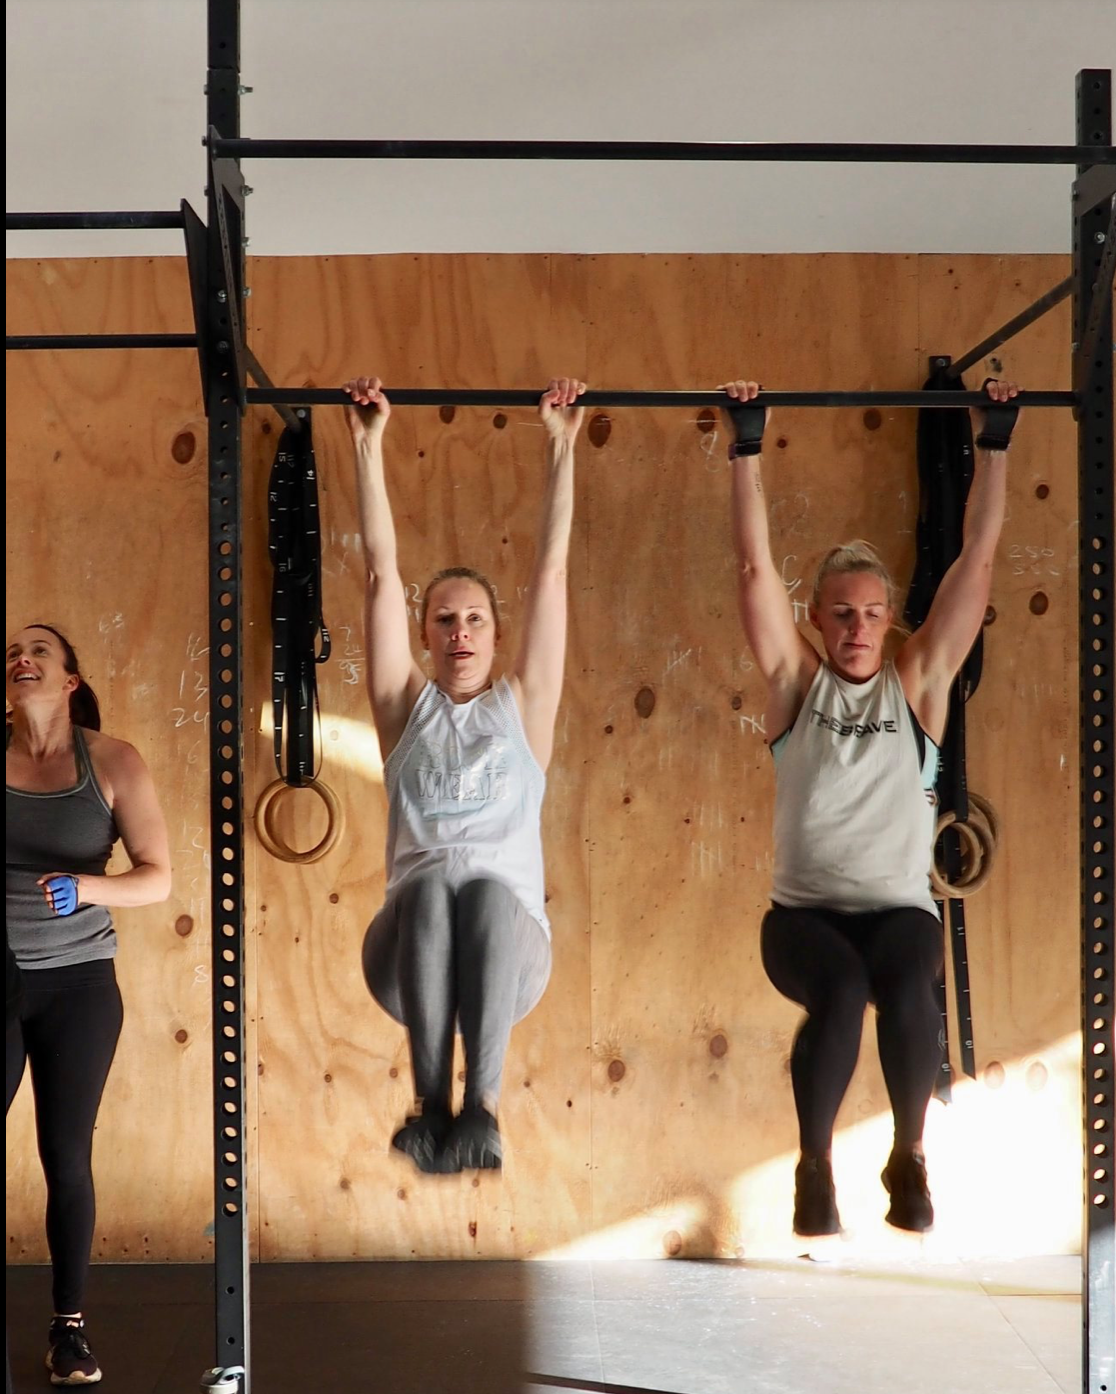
{"left": 455, "top": 878, "right": 519, "bottom": 943}
{"left": 456, "top": 877, "right": 517, "bottom": 914}
{"left": 812, "top": 979, "right": 871, "bottom": 1024}
{"left": 396, "top": 871, "right": 455, "bottom": 914}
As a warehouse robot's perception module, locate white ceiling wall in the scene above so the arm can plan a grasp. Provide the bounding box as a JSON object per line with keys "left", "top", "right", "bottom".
{"left": 5, "top": 0, "right": 1114, "bottom": 259}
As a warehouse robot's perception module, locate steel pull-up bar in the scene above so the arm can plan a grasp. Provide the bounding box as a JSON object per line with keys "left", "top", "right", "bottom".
{"left": 6, "top": 334, "right": 198, "bottom": 350}
{"left": 210, "top": 136, "right": 1116, "bottom": 165}
{"left": 247, "top": 387, "right": 1076, "bottom": 410}
{"left": 6, "top": 210, "right": 186, "bottom": 230}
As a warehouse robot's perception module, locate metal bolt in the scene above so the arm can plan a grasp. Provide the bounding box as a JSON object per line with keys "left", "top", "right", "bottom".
{"left": 216, "top": 290, "right": 227, "bottom": 303}
{"left": 242, "top": 237, "right": 250, "bottom": 248}
{"left": 239, "top": 85, "right": 253, "bottom": 95}
{"left": 217, "top": 341, "right": 229, "bottom": 354}
{"left": 1095, "top": 231, "right": 1107, "bottom": 244}
{"left": 243, "top": 287, "right": 252, "bottom": 298}
{"left": 296, "top": 409, "right": 308, "bottom": 420}
{"left": 242, "top": 186, "right": 254, "bottom": 196}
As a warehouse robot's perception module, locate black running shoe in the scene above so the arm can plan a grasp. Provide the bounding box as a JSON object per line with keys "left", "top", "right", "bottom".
{"left": 45, "top": 1318, "right": 101, "bottom": 1386}
{"left": 881, "top": 1150, "right": 935, "bottom": 1232}
{"left": 793, "top": 1156, "right": 841, "bottom": 1236}
{"left": 391, "top": 1105, "right": 456, "bottom": 1174}
{"left": 445, "top": 1106, "right": 503, "bottom": 1171}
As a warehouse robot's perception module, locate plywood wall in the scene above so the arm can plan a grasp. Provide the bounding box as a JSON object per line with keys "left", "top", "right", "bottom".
{"left": 5, "top": 251, "right": 1082, "bottom": 1264}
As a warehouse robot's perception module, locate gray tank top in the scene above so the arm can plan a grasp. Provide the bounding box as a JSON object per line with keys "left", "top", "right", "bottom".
{"left": 6, "top": 726, "right": 119, "bottom": 968}
{"left": 770, "top": 661, "right": 940, "bottom": 916}
{"left": 384, "top": 678, "right": 550, "bottom": 935}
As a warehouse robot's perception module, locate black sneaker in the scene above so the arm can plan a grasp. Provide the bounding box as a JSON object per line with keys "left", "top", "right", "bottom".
{"left": 45, "top": 1318, "right": 101, "bottom": 1386}
{"left": 391, "top": 1105, "right": 456, "bottom": 1174}
{"left": 881, "top": 1150, "right": 935, "bottom": 1232}
{"left": 444, "top": 1106, "right": 503, "bottom": 1171}
{"left": 793, "top": 1156, "right": 841, "bottom": 1236}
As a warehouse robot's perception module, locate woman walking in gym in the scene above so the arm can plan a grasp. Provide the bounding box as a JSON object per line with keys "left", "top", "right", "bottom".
{"left": 6, "top": 623, "right": 172, "bottom": 1384}
{"left": 342, "top": 374, "right": 584, "bottom": 1175}
{"left": 723, "top": 376, "right": 1019, "bottom": 1234}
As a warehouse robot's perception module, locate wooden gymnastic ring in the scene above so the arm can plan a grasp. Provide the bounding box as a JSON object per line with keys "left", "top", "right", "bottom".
{"left": 932, "top": 812, "right": 975, "bottom": 895}
{"left": 253, "top": 778, "right": 344, "bottom": 864}
{"left": 956, "top": 797, "right": 998, "bottom": 892}
{"left": 930, "top": 794, "right": 1000, "bottom": 898}
{"left": 931, "top": 811, "right": 984, "bottom": 893}
{"left": 964, "top": 799, "right": 998, "bottom": 894}
{"left": 967, "top": 791, "right": 1000, "bottom": 848}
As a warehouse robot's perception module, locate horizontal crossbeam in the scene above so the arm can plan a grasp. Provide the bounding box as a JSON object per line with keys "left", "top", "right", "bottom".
{"left": 6, "top": 334, "right": 198, "bottom": 350}
{"left": 247, "top": 387, "right": 1076, "bottom": 410}
{"left": 212, "top": 137, "right": 1116, "bottom": 165}
{"left": 6, "top": 211, "right": 186, "bottom": 230}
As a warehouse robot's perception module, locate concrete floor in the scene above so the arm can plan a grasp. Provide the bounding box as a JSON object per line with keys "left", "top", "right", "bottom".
{"left": 5, "top": 1255, "right": 1080, "bottom": 1394}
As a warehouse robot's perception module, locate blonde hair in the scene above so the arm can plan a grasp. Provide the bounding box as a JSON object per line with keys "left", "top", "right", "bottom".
{"left": 811, "top": 540, "right": 900, "bottom": 612}
{"left": 420, "top": 567, "right": 502, "bottom": 640}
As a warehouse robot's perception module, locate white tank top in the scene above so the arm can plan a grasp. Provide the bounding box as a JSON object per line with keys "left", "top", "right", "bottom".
{"left": 771, "top": 660, "right": 940, "bottom": 916}
{"left": 383, "top": 677, "right": 549, "bottom": 935}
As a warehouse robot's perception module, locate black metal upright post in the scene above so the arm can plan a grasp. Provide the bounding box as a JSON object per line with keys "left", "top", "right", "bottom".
{"left": 206, "top": 0, "right": 250, "bottom": 1389}
{"left": 1075, "top": 69, "right": 1116, "bottom": 1394}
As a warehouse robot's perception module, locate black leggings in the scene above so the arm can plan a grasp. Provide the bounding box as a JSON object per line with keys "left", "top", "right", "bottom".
{"left": 5, "top": 960, "right": 123, "bottom": 1314}
{"left": 761, "top": 904, "right": 944, "bottom": 1155}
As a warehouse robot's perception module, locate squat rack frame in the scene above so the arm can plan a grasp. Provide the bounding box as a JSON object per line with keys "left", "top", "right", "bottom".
{"left": 4, "top": 0, "right": 1113, "bottom": 1387}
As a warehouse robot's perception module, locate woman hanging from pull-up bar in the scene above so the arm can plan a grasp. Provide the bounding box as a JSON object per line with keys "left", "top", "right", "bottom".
{"left": 342, "top": 374, "right": 585, "bottom": 1175}
{"left": 723, "top": 375, "right": 1019, "bottom": 1236}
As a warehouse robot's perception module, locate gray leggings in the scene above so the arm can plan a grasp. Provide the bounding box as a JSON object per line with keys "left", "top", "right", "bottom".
{"left": 363, "top": 873, "right": 552, "bottom": 1110}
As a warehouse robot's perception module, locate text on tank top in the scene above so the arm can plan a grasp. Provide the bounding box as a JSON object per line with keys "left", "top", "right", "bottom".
{"left": 769, "top": 660, "right": 940, "bottom": 915}
{"left": 383, "top": 677, "right": 550, "bottom": 934}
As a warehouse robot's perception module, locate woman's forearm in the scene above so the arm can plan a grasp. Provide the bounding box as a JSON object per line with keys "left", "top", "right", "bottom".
{"left": 73, "top": 864, "right": 172, "bottom": 909}
{"left": 731, "top": 454, "right": 777, "bottom": 573}
{"left": 961, "top": 449, "right": 1008, "bottom": 564}
{"left": 534, "top": 436, "right": 576, "bottom": 574}
{"left": 354, "top": 437, "right": 400, "bottom": 575}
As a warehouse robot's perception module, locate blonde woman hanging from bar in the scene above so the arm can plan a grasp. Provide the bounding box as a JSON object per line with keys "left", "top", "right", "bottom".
{"left": 722, "top": 375, "right": 1019, "bottom": 1235}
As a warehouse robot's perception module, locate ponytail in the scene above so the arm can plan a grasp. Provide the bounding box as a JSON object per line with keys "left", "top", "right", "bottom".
{"left": 69, "top": 677, "right": 102, "bottom": 731}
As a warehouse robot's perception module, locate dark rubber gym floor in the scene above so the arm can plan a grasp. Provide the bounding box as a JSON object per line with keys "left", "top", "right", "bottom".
{"left": 5, "top": 1255, "right": 1077, "bottom": 1393}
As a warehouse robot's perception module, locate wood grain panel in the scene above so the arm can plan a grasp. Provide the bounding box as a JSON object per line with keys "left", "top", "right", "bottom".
{"left": 5, "top": 250, "right": 1081, "bottom": 1262}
